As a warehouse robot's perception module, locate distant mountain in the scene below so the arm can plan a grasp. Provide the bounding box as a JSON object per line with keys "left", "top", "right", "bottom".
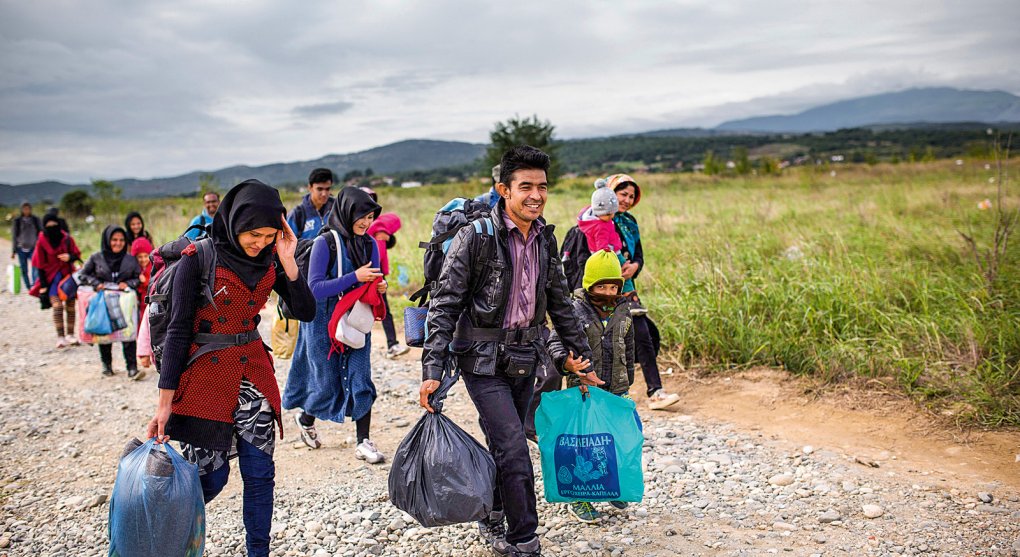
{"left": 715, "top": 88, "right": 1020, "bottom": 133}
{"left": 7, "top": 87, "right": 1020, "bottom": 206}
{"left": 634, "top": 128, "right": 753, "bottom": 138}
{"left": 0, "top": 181, "right": 83, "bottom": 207}
{"left": 0, "top": 139, "right": 485, "bottom": 205}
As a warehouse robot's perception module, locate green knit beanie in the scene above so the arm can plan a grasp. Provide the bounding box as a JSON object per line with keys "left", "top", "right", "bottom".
{"left": 582, "top": 249, "right": 624, "bottom": 291}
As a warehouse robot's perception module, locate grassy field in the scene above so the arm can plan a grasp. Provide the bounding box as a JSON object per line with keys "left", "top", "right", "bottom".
{"left": 10, "top": 160, "right": 1019, "bottom": 426}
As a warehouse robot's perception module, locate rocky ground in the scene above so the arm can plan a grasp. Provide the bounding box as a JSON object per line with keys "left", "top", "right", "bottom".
{"left": 1, "top": 289, "right": 1019, "bottom": 557}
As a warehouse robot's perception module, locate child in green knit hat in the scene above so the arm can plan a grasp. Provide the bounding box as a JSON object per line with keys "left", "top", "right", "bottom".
{"left": 546, "top": 249, "right": 636, "bottom": 523}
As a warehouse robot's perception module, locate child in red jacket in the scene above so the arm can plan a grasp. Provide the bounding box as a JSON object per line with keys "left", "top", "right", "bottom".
{"left": 130, "top": 237, "right": 154, "bottom": 310}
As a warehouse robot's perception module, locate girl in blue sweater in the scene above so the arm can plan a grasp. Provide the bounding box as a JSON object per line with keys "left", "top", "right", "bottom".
{"left": 283, "top": 187, "right": 388, "bottom": 463}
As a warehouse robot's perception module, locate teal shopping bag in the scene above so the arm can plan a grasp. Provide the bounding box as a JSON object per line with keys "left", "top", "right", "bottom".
{"left": 535, "top": 387, "right": 644, "bottom": 503}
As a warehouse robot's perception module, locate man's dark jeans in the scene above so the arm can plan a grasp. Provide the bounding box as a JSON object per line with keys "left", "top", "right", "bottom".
{"left": 524, "top": 369, "right": 561, "bottom": 439}
{"left": 462, "top": 371, "right": 537, "bottom": 545}
{"left": 15, "top": 248, "right": 35, "bottom": 289}
{"left": 200, "top": 438, "right": 275, "bottom": 557}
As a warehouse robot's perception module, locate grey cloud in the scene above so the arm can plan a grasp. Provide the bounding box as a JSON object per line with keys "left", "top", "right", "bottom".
{"left": 1, "top": 0, "right": 1018, "bottom": 183}
{"left": 293, "top": 101, "right": 355, "bottom": 117}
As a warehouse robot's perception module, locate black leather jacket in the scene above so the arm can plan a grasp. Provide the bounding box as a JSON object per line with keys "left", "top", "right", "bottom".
{"left": 421, "top": 201, "right": 594, "bottom": 381}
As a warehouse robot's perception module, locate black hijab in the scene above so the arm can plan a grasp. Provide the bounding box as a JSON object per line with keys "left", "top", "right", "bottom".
{"left": 211, "top": 179, "right": 286, "bottom": 289}
{"left": 327, "top": 187, "right": 381, "bottom": 269}
{"left": 124, "top": 211, "right": 147, "bottom": 244}
{"left": 101, "top": 225, "right": 128, "bottom": 271}
{"left": 42, "top": 214, "right": 64, "bottom": 248}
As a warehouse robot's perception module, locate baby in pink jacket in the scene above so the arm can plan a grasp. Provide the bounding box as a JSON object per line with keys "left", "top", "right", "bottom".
{"left": 577, "top": 178, "right": 623, "bottom": 253}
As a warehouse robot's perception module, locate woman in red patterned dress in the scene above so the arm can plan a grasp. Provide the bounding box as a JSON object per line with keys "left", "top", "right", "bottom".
{"left": 145, "top": 180, "right": 315, "bottom": 557}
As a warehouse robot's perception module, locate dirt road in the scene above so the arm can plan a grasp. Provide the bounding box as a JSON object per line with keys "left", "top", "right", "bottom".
{"left": 0, "top": 279, "right": 1018, "bottom": 556}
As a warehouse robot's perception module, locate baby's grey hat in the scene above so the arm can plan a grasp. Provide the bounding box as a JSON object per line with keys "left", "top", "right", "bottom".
{"left": 591, "top": 178, "right": 619, "bottom": 216}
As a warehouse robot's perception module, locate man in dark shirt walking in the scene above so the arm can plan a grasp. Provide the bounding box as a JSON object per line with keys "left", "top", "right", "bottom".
{"left": 419, "top": 146, "right": 600, "bottom": 557}
{"left": 287, "top": 168, "right": 336, "bottom": 240}
{"left": 10, "top": 202, "right": 41, "bottom": 289}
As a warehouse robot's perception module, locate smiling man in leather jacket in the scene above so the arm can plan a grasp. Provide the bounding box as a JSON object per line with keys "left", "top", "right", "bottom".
{"left": 419, "top": 146, "right": 599, "bottom": 557}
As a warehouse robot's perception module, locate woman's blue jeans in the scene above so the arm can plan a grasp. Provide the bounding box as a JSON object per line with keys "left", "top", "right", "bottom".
{"left": 200, "top": 438, "right": 275, "bottom": 557}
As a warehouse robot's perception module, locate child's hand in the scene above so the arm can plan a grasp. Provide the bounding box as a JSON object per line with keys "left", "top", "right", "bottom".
{"left": 139, "top": 355, "right": 152, "bottom": 368}
{"left": 563, "top": 350, "right": 591, "bottom": 374}
{"left": 377, "top": 280, "right": 387, "bottom": 294}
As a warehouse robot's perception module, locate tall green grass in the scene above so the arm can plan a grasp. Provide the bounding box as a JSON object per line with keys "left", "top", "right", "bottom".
{"left": 23, "top": 161, "right": 1018, "bottom": 425}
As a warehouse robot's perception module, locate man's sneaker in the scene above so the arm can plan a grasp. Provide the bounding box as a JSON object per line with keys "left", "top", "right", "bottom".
{"left": 65, "top": 335, "right": 80, "bottom": 346}
{"left": 647, "top": 389, "right": 681, "bottom": 410}
{"left": 127, "top": 367, "right": 146, "bottom": 381}
{"left": 355, "top": 439, "right": 385, "bottom": 464}
{"left": 609, "top": 500, "right": 629, "bottom": 510}
{"left": 567, "top": 501, "right": 601, "bottom": 523}
{"left": 493, "top": 536, "right": 541, "bottom": 556}
{"left": 385, "top": 344, "right": 410, "bottom": 359}
{"left": 293, "top": 413, "right": 321, "bottom": 449}
{"left": 477, "top": 511, "right": 506, "bottom": 545}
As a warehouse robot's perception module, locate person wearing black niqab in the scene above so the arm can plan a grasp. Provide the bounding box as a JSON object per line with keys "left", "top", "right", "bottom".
{"left": 45, "top": 207, "right": 69, "bottom": 233}
{"left": 146, "top": 179, "right": 314, "bottom": 557}
{"left": 284, "top": 185, "right": 388, "bottom": 462}
{"left": 31, "top": 213, "right": 81, "bottom": 347}
{"left": 78, "top": 225, "right": 143, "bottom": 378}
{"left": 42, "top": 213, "right": 65, "bottom": 248}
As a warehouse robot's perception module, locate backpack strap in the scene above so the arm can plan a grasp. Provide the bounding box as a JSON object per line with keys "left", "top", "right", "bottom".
{"left": 194, "top": 238, "right": 218, "bottom": 308}
{"left": 453, "top": 321, "right": 542, "bottom": 346}
{"left": 419, "top": 224, "right": 462, "bottom": 250}
{"left": 329, "top": 229, "right": 345, "bottom": 279}
{"left": 187, "top": 329, "right": 262, "bottom": 365}
{"left": 471, "top": 217, "right": 494, "bottom": 236}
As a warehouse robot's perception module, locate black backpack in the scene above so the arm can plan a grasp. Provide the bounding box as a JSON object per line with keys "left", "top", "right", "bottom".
{"left": 278, "top": 231, "right": 342, "bottom": 319}
{"left": 409, "top": 197, "right": 494, "bottom": 307}
{"left": 559, "top": 225, "right": 591, "bottom": 292}
{"left": 146, "top": 235, "right": 217, "bottom": 371}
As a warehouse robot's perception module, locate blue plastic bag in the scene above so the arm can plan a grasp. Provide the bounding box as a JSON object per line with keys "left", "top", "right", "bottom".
{"left": 108, "top": 438, "right": 205, "bottom": 557}
{"left": 85, "top": 291, "right": 113, "bottom": 335}
{"left": 535, "top": 387, "right": 644, "bottom": 503}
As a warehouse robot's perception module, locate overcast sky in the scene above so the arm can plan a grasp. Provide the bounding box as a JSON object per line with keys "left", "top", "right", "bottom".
{"left": 1, "top": 0, "right": 1018, "bottom": 184}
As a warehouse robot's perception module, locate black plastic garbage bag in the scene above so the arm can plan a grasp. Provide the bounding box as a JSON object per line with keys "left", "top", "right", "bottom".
{"left": 388, "top": 367, "right": 496, "bottom": 527}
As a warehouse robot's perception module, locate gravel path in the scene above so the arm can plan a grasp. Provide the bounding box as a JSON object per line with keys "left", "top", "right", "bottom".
{"left": 0, "top": 291, "right": 1018, "bottom": 557}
